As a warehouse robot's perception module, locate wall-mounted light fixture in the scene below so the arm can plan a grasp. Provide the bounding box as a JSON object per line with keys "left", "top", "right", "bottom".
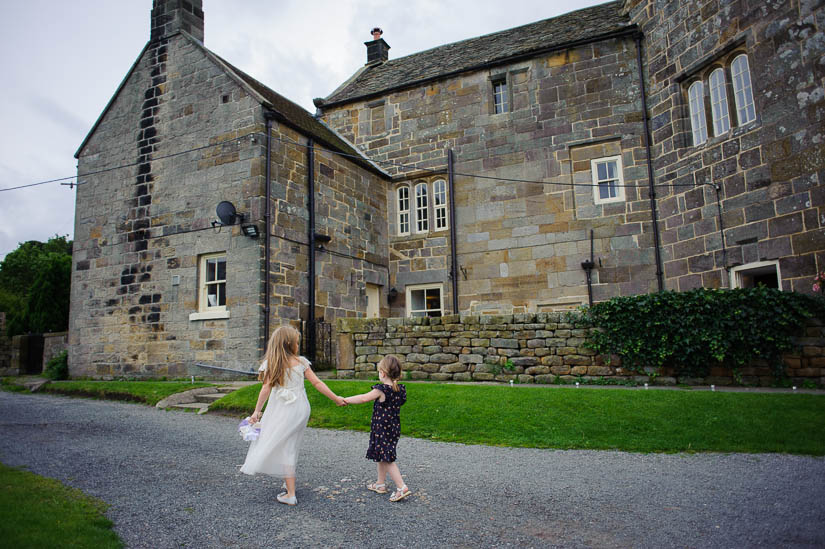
{"left": 314, "top": 233, "right": 331, "bottom": 250}
{"left": 387, "top": 287, "right": 398, "bottom": 303}
{"left": 213, "top": 201, "right": 258, "bottom": 239}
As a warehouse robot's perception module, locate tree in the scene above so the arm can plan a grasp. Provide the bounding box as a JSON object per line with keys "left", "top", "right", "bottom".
{"left": 0, "top": 235, "right": 73, "bottom": 336}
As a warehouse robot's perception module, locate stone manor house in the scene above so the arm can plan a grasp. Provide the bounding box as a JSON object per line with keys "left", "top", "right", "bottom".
{"left": 69, "top": 0, "right": 825, "bottom": 377}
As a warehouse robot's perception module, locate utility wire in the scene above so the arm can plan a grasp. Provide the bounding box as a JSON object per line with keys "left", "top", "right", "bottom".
{"left": 3, "top": 129, "right": 700, "bottom": 193}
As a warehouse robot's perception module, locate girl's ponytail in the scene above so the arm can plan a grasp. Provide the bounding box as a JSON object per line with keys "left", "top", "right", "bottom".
{"left": 379, "top": 355, "right": 403, "bottom": 392}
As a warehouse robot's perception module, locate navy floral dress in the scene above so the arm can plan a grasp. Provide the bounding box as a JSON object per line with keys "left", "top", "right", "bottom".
{"left": 366, "top": 383, "right": 407, "bottom": 463}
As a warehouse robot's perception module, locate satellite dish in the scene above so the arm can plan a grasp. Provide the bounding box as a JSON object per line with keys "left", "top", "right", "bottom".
{"left": 216, "top": 201, "right": 238, "bottom": 225}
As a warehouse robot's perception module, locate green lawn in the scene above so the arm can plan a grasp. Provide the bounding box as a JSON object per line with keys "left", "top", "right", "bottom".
{"left": 41, "top": 380, "right": 214, "bottom": 406}
{"left": 0, "top": 463, "right": 123, "bottom": 549}
{"left": 212, "top": 381, "right": 825, "bottom": 455}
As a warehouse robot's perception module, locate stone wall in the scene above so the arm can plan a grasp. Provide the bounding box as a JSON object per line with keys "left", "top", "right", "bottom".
{"left": 625, "top": 0, "right": 825, "bottom": 292}
{"left": 322, "top": 34, "right": 660, "bottom": 315}
{"left": 42, "top": 332, "right": 68, "bottom": 372}
{"left": 337, "top": 315, "right": 825, "bottom": 386}
{"left": 71, "top": 33, "right": 265, "bottom": 378}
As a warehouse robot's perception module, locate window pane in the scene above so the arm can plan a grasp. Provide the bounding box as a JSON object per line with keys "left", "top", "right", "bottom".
{"left": 709, "top": 68, "right": 730, "bottom": 136}
{"left": 206, "top": 258, "right": 217, "bottom": 282}
{"left": 415, "top": 183, "right": 429, "bottom": 232}
{"left": 411, "top": 289, "right": 425, "bottom": 311}
{"left": 398, "top": 186, "right": 410, "bottom": 234}
{"left": 597, "top": 162, "right": 607, "bottom": 180}
{"left": 688, "top": 81, "right": 708, "bottom": 145}
{"left": 216, "top": 258, "right": 226, "bottom": 282}
{"left": 207, "top": 284, "right": 218, "bottom": 307}
{"left": 731, "top": 55, "right": 756, "bottom": 125}
{"left": 493, "top": 81, "right": 508, "bottom": 114}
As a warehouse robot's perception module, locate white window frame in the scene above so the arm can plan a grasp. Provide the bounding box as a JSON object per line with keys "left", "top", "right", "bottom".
{"left": 493, "top": 78, "right": 509, "bottom": 114}
{"left": 591, "top": 155, "right": 625, "bottom": 205}
{"left": 709, "top": 67, "right": 731, "bottom": 137}
{"left": 729, "top": 260, "right": 782, "bottom": 290}
{"left": 414, "top": 182, "right": 429, "bottom": 233}
{"left": 189, "top": 252, "right": 230, "bottom": 321}
{"left": 433, "top": 179, "right": 448, "bottom": 231}
{"left": 397, "top": 185, "right": 410, "bottom": 236}
{"left": 406, "top": 283, "right": 444, "bottom": 318}
{"left": 688, "top": 80, "right": 708, "bottom": 146}
{"left": 731, "top": 54, "right": 756, "bottom": 126}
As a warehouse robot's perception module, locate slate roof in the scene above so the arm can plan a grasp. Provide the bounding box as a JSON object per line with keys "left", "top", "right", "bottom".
{"left": 317, "top": 1, "right": 633, "bottom": 108}
{"left": 77, "top": 33, "right": 388, "bottom": 177}
{"left": 200, "top": 45, "right": 388, "bottom": 176}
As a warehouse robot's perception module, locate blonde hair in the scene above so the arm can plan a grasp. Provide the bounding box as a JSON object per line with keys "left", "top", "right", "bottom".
{"left": 260, "top": 325, "right": 301, "bottom": 387}
{"left": 378, "top": 355, "right": 402, "bottom": 392}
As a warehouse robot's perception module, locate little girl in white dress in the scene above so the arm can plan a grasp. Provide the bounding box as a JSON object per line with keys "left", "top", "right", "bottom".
{"left": 240, "top": 325, "right": 346, "bottom": 505}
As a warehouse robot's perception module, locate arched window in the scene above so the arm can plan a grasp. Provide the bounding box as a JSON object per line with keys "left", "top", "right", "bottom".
{"left": 709, "top": 68, "right": 730, "bottom": 136}
{"left": 433, "top": 179, "right": 448, "bottom": 230}
{"left": 731, "top": 54, "right": 756, "bottom": 125}
{"left": 688, "top": 81, "right": 708, "bottom": 146}
{"left": 397, "top": 186, "right": 410, "bottom": 235}
{"left": 415, "top": 183, "right": 429, "bottom": 232}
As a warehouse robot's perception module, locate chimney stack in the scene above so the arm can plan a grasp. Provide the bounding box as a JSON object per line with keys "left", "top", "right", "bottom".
{"left": 365, "top": 27, "right": 390, "bottom": 65}
{"left": 151, "top": 0, "right": 205, "bottom": 43}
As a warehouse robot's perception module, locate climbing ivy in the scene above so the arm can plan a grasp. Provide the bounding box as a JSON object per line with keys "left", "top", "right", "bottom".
{"left": 577, "top": 287, "right": 825, "bottom": 378}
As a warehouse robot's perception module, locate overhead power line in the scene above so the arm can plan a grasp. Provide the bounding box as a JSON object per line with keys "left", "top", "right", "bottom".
{"left": 2, "top": 130, "right": 700, "bottom": 193}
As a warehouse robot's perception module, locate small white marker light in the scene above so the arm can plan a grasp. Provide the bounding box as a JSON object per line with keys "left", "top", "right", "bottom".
{"left": 509, "top": 380, "right": 514, "bottom": 387}
{"left": 575, "top": 382, "right": 580, "bottom": 388}
{"left": 644, "top": 383, "right": 648, "bottom": 390}
{"left": 711, "top": 385, "right": 715, "bottom": 392}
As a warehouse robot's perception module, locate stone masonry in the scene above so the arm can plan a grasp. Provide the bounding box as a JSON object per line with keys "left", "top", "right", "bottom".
{"left": 321, "top": 26, "right": 660, "bottom": 315}
{"left": 625, "top": 0, "right": 825, "bottom": 292}
{"left": 338, "top": 314, "right": 825, "bottom": 386}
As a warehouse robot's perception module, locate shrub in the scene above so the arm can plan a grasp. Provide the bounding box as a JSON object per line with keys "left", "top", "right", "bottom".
{"left": 44, "top": 351, "right": 69, "bottom": 380}
{"left": 578, "top": 287, "right": 825, "bottom": 379}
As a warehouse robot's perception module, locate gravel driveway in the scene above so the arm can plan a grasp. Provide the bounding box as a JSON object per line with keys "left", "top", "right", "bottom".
{"left": 1, "top": 390, "right": 823, "bottom": 548}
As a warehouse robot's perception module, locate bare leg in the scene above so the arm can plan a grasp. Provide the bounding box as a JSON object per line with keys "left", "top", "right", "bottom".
{"left": 385, "top": 462, "right": 405, "bottom": 489}
{"left": 285, "top": 476, "right": 296, "bottom": 497}
{"left": 376, "top": 462, "right": 387, "bottom": 485}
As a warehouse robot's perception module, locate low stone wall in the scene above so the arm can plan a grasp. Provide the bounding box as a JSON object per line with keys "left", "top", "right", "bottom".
{"left": 337, "top": 314, "right": 825, "bottom": 386}
{"left": 42, "top": 332, "right": 68, "bottom": 371}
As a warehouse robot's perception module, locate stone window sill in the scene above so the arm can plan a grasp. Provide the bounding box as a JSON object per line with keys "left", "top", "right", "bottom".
{"left": 189, "top": 310, "right": 230, "bottom": 321}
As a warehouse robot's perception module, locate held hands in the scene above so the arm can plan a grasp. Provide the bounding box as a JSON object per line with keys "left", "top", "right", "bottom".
{"left": 335, "top": 395, "right": 348, "bottom": 407}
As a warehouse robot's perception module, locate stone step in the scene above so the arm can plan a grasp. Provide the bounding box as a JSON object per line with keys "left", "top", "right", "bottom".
{"left": 194, "top": 393, "right": 225, "bottom": 404}
{"left": 171, "top": 402, "right": 210, "bottom": 415}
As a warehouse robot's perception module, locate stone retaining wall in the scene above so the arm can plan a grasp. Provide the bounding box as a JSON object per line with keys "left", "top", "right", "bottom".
{"left": 337, "top": 314, "right": 825, "bottom": 386}
{"left": 42, "top": 332, "right": 68, "bottom": 372}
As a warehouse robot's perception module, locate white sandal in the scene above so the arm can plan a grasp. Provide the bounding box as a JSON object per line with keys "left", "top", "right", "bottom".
{"left": 277, "top": 493, "right": 297, "bottom": 506}
{"left": 389, "top": 485, "right": 411, "bottom": 502}
{"left": 367, "top": 482, "right": 387, "bottom": 494}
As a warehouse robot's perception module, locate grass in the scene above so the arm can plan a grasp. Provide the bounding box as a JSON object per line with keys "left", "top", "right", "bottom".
{"left": 211, "top": 380, "right": 825, "bottom": 455}
{"left": 0, "top": 463, "right": 123, "bottom": 549}
{"left": 40, "top": 380, "right": 214, "bottom": 406}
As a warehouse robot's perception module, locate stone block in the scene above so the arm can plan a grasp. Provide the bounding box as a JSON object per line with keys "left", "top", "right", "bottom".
{"left": 459, "top": 354, "right": 483, "bottom": 364}
{"left": 472, "top": 372, "right": 495, "bottom": 381}
{"left": 430, "top": 373, "right": 453, "bottom": 381}
{"left": 550, "top": 365, "right": 571, "bottom": 375}
{"left": 406, "top": 353, "right": 429, "bottom": 363}
{"left": 410, "top": 371, "right": 430, "bottom": 380}
{"left": 525, "top": 365, "right": 550, "bottom": 375}
{"left": 517, "top": 375, "right": 535, "bottom": 384}
{"left": 491, "top": 338, "right": 519, "bottom": 349}
{"left": 511, "top": 357, "right": 537, "bottom": 367}
{"left": 587, "top": 366, "right": 613, "bottom": 376}
{"left": 431, "top": 353, "right": 458, "bottom": 363}
{"left": 440, "top": 362, "right": 468, "bottom": 373}
{"left": 453, "top": 372, "right": 472, "bottom": 381}
{"left": 570, "top": 366, "right": 588, "bottom": 375}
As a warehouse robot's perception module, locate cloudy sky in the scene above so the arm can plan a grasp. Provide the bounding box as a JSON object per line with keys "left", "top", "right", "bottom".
{"left": 0, "top": 0, "right": 606, "bottom": 260}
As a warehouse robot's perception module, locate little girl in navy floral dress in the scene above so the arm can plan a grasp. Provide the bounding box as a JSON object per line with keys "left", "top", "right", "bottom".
{"left": 343, "top": 355, "right": 411, "bottom": 502}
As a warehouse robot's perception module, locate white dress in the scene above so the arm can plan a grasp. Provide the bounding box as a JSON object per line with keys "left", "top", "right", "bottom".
{"left": 240, "top": 357, "right": 311, "bottom": 478}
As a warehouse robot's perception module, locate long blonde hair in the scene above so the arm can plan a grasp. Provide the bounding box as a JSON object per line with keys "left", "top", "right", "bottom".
{"left": 378, "top": 355, "right": 402, "bottom": 392}
{"left": 260, "top": 325, "right": 301, "bottom": 386}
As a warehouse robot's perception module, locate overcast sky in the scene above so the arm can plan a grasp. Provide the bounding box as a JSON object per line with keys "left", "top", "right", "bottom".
{"left": 0, "top": 0, "right": 607, "bottom": 260}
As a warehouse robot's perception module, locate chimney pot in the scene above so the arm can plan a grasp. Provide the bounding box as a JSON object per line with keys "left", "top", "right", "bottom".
{"left": 365, "top": 28, "right": 390, "bottom": 65}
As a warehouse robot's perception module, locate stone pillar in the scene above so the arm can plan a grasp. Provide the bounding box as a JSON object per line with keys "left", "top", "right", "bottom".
{"left": 151, "top": 0, "right": 204, "bottom": 43}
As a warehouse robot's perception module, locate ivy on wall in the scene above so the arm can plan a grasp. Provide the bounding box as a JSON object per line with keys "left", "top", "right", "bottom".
{"left": 577, "top": 288, "right": 825, "bottom": 378}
